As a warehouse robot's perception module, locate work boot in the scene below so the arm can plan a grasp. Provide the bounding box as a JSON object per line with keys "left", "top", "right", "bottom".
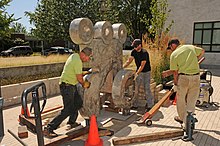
{"left": 43, "top": 126, "right": 58, "bottom": 138}
{"left": 174, "top": 116, "right": 183, "bottom": 124}
{"left": 66, "top": 122, "right": 81, "bottom": 130}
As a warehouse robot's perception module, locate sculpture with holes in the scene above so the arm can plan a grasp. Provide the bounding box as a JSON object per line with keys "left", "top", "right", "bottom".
{"left": 69, "top": 18, "right": 137, "bottom": 118}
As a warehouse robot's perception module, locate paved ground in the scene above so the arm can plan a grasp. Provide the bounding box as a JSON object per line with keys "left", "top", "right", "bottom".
{"left": 0, "top": 68, "right": 220, "bottom": 146}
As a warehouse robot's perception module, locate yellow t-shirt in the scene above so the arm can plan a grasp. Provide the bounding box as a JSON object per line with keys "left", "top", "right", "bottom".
{"left": 60, "top": 53, "right": 82, "bottom": 85}
{"left": 170, "top": 45, "right": 202, "bottom": 74}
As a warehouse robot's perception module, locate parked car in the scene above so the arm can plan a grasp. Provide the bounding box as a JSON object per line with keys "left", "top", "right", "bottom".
{"left": 41, "top": 47, "right": 73, "bottom": 56}
{"left": 0, "top": 46, "right": 33, "bottom": 57}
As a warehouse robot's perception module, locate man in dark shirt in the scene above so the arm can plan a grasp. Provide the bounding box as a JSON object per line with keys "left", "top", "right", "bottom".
{"left": 123, "top": 39, "right": 154, "bottom": 111}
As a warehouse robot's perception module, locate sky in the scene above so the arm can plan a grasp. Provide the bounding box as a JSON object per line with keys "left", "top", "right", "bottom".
{"left": 5, "top": 0, "right": 38, "bottom": 31}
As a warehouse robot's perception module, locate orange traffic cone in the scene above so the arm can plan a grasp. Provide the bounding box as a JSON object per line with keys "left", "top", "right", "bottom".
{"left": 18, "top": 106, "right": 31, "bottom": 122}
{"left": 172, "top": 95, "right": 177, "bottom": 105}
{"left": 85, "top": 115, "right": 103, "bottom": 146}
{"left": 21, "top": 106, "right": 31, "bottom": 117}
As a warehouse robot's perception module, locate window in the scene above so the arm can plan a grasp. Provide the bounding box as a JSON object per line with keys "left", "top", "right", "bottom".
{"left": 193, "top": 21, "right": 220, "bottom": 52}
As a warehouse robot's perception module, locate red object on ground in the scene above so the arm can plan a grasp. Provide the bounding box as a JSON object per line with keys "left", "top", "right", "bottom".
{"left": 21, "top": 107, "right": 30, "bottom": 117}
{"left": 173, "top": 95, "right": 177, "bottom": 105}
{"left": 85, "top": 115, "right": 103, "bottom": 146}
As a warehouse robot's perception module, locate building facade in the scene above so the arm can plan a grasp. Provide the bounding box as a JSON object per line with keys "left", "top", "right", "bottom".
{"left": 166, "top": 0, "right": 220, "bottom": 68}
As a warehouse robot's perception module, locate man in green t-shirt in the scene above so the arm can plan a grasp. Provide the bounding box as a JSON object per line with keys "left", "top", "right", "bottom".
{"left": 44, "top": 47, "right": 93, "bottom": 137}
{"left": 167, "top": 39, "right": 205, "bottom": 128}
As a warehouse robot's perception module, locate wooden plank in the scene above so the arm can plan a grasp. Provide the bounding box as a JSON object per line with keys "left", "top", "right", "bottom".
{"left": 112, "top": 130, "right": 184, "bottom": 145}
{"left": 45, "top": 126, "right": 89, "bottom": 146}
{"left": 45, "top": 127, "right": 113, "bottom": 146}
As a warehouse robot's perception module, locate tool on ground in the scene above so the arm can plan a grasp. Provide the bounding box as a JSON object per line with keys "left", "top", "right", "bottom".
{"left": 8, "top": 129, "right": 28, "bottom": 146}
{"left": 136, "top": 89, "right": 175, "bottom": 126}
{"left": 21, "top": 81, "right": 47, "bottom": 146}
{"left": 85, "top": 115, "right": 103, "bottom": 146}
{"left": 182, "top": 111, "right": 198, "bottom": 141}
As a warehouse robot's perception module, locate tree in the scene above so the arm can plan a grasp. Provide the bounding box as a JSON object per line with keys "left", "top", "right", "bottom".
{"left": 143, "top": 0, "right": 173, "bottom": 47}
{"left": 0, "top": 0, "right": 16, "bottom": 50}
{"left": 10, "top": 22, "right": 27, "bottom": 34}
{"left": 102, "top": 0, "right": 153, "bottom": 39}
{"left": 26, "top": 0, "right": 172, "bottom": 47}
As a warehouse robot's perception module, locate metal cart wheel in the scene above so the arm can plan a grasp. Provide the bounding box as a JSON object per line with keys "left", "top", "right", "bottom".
{"left": 145, "top": 119, "right": 152, "bottom": 126}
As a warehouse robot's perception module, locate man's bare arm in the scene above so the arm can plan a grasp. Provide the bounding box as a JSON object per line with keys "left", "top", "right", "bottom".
{"left": 123, "top": 56, "right": 134, "bottom": 68}
{"left": 136, "top": 60, "right": 146, "bottom": 74}
{"left": 162, "top": 70, "right": 174, "bottom": 78}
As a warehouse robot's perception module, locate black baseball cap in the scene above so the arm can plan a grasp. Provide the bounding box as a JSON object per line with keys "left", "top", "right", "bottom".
{"left": 131, "top": 39, "right": 142, "bottom": 48}
{"left": 167, "top": 39, "right": 180, "bottom": 49}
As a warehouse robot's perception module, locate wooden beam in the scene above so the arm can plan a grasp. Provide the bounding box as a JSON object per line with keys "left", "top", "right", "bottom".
{"left": 45, "top": 126, "right": 89, "bottom": 146}
{"left": 73, "top": 128, "right": 114, "bottom": 140}
{"left": 112, "top": 130, "right": 184, "bottom": 145}
{"left": 45, "top": 127, "right": 113, "bottom": 146}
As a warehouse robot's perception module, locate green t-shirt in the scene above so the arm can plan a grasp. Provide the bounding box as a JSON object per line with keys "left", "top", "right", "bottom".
{"left": 170, "top": 45, "right": 202, "bottom": 74}
{"left": 60, "top": 53, "right": 82, "bottom": 85}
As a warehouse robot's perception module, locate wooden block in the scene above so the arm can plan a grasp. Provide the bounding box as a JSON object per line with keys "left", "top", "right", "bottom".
{"left": 112, "top": 130, "right": 184, "bottom": 145}
{"left": 18, "top": 126, "right": 28, "bottom": 138}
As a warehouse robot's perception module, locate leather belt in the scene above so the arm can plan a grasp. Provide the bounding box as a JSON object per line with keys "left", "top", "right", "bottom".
{"left": 179, "top": 73, "right": 199, "bottom": 76}
{"left": 60, "top": 82, "right": 74, "bottom": 86}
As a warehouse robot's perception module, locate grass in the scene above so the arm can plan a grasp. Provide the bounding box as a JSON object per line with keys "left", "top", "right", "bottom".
{"left": 0, "top": 55, "right": 69, "bottom": 68}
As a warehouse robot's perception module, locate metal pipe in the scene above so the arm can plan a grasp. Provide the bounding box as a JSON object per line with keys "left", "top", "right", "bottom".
{"left": 8, "top": 129, "right": 28, "bottom": 146}
{"left": 32, "top": 90, "right": 44, "bottom": 146}
{"left": 0, "top": 81, "right": 4, "bottom": 137}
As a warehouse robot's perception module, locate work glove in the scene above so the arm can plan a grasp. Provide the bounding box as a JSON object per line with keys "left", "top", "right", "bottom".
{"left": 133, "top": 72, "right": 139, "bottom": 81}
{"left": 83, "top": 80, "right": 91, "bottom": 88}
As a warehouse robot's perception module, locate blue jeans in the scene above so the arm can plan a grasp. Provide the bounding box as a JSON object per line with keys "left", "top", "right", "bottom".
{"left": 48, "top": 83, "right": 83, "bottom": 130}
{"left": 136, "top": 71, "right": 154, "bottom": 108}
